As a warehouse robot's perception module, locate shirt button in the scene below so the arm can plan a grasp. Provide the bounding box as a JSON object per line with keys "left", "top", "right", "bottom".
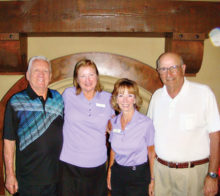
{"left": 88, "top": 114, "right": 91, "bottom": 117}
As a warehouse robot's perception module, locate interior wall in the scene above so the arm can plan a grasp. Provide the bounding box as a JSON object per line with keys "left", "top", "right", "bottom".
{"left": 0, "top": 37, "right": 219, "bottom": 111}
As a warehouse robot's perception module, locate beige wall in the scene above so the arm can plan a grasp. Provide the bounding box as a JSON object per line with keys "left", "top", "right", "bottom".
{"left": 0, "top": 37, "right": 219, "bottom": 111}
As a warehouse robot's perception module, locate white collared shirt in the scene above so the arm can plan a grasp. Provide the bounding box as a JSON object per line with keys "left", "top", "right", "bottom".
{"left": 147, "top": 78, "right": 220, "bottom": 162}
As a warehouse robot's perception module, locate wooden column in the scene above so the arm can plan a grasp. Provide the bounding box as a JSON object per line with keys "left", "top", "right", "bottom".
{"left": 165, "top": 33, "right": 205, "bottom": 76}
{"left": 0, "top": 33, "right": 27, "bottom": 194}
{"left": 0, "top": 33, "right": 27, "bottom": 73}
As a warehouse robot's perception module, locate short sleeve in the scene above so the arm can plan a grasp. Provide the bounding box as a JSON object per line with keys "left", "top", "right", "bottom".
{"left": 145, "top": 119, "right": 155, "bottom": 147}
{"left": 3, "top": 100, "right": 17, "bottom": 140}
{"left": 205, "top": 87, "right": 220, "bottom": 133}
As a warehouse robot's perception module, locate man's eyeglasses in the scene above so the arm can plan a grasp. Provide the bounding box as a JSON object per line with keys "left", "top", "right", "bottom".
{"left": 157, "top": 65, "right": 181, "bottom": 74}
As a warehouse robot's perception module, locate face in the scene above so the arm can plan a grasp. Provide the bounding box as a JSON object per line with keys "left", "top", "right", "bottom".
{"left": 26, "top": 59, "right": 51, "bottom": 96}
{"left": 77, "top": 66, "right": 98, "bottom": 94}
{"left": 158, "top": 53, "right": 185, "bottom": 92}
{"left": 117, "top": 88, "right": 136, "bottom": 113}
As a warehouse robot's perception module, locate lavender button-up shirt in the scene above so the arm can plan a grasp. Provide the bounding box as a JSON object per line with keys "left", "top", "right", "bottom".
{"left": 60, "top": 87, "right": 114, "bottom": 168}
{"left": 110, "top": 110, "right": 155, "bottom": 166}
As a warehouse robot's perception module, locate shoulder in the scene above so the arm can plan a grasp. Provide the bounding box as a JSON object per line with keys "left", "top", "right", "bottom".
{"left": 62, "top": 87, "right": 76, "bottom": 97}
{"left": 9, "top": 88, "right": 28, "bottom": 103}
{"left": 149, "top": 87, "right": 164, "bottom": 103}
{"left": 152, "top": 87, "right": 163, "bottom": 97}
{"left": 97, "top": 90, "right": 112, "bottom": 101}
{"left": 187, "top": 80, "right": 214, "bottom": 95}
{"left": 137, "top": 111, "right": 153, "bottom": 123}
{"left": 111, "top": 114, "right": 120, "bottom": 125}
{"left": 188, "top": 80, "right": 211, "bottom": 91}
{"left": 99, "top": 90, "right": 111, "bottom": 97}
{"left": 49, "top": 89, "right": 63, "bottom": 100}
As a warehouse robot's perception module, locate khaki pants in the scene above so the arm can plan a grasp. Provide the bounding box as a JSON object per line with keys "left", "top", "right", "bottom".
{"left": 154, "top": 159, "right": 209, "bottom": 196}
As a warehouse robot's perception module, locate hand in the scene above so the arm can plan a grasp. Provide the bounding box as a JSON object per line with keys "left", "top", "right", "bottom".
{"left": 5, "top": 174, "right": 18, "bottom": 194}
{"left": 148, "top": 180, "right": 155, "bottom": 196}
{"left": 107, "top": 169, "right": 112, "bottom": 190}
{"left": 203, "top": 176, "right": 218, "bottom": 196}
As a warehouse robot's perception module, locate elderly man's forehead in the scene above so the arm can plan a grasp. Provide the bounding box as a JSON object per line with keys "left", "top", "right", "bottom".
{"left": 32, "top": 59, "right": 48, "bottom": 65}
{"left": 160, "top": 53, "right": 181, "bottom": 64}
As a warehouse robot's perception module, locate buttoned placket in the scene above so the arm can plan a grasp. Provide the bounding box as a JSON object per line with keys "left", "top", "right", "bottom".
{"left": 88, "top": 102, "right": 92, "bottom": 117}
{"left": 168, "top": 99, "right": 176, "bottom": 119}
{"left": 39, "top": 96, "right": 46, "bottom": 115}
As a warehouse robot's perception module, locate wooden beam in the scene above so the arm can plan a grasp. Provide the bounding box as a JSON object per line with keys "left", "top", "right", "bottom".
{"left": 0, "top": 1, "right": 219, "bottom": 34}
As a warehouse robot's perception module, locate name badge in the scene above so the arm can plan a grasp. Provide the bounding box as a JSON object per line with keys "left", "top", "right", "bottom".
{"left": 113, "top": 128, "right": 121, "bottom": 133}
{"left": 96, "top": 103, "right": 106, "bottom": 108}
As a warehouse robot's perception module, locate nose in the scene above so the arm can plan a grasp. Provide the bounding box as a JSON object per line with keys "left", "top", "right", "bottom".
{"left": 85, "top": 75, "right": 92, "bottom": 81}
{"left": 38, "top": 70, "right": 44, "bottom": 77}
{"left": 122, "top": 96, "right": 129, "bottom": 102}
{"left": 166, "top": 69, "right": 173, "bottom": 77}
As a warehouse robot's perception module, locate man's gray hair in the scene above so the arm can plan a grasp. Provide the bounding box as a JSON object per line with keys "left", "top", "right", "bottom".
{"left": 27, "top": 56, "right": 52, "bottom": 73}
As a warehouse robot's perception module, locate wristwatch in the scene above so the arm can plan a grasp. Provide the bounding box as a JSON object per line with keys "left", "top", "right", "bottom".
{"left": 207, "top": 172, "right": 218, "bottom": 179}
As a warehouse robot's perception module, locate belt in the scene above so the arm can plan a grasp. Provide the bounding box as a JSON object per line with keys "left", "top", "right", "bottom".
{"left": 114, "top": 161, "right": 147, "bottom": 171}
{"left": 156, "top": 155, "right": 209, "bottom": 169}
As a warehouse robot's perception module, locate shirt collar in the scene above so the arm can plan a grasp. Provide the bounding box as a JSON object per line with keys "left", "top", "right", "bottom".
{"left": 27, "top": 85, "right": 52, "bottom": 100}
{"left": 163, "top": 77, "right": 188, "bottom": 99}
{"left": 115, "top": 109, "right": 138, "bottom": 127}
{"left": 79, "top": 90, "right": 100, "bottom": 103}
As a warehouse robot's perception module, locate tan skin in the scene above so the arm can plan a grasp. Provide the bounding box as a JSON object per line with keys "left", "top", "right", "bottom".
{"left": 77, "top": 66, "right": 98, "bottom": 100}
{"left": 158, "top": 52, "right": 219, "bottom": 196}
{"left": 4, "top": 59, "right": 52, "bottom": 194}
{"left": 107, "top": 88, "right": 155, "bottom": 196}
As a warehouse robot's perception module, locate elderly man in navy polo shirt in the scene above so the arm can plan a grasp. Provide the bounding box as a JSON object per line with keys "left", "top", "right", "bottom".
{"left": 3, "top": 56, "right": 64, "bottom": 196}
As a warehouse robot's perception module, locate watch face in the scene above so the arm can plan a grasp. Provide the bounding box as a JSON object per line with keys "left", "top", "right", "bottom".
{"left": 208, "top": 172, "right": 218, "bottom": 178}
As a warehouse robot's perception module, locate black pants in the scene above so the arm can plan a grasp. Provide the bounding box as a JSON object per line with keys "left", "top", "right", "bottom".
{"left": 58, "top": 161, "right": 107, "bottom": 196}
{"left": 111, "top": 161, "right": 150, "bottom": 196}
{"left": 14, "top": 183, "right": 58, "bottom": 196}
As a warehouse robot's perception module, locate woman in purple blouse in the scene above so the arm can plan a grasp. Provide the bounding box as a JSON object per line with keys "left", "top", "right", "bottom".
{"left": 59, "top": 59, "right": 114, "bottom": 196}
{"left": 107, "top": 78, "right": 155, "bottom": 196}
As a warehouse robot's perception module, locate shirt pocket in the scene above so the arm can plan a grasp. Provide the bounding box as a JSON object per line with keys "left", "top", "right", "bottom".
{"left": 180, "top": 113, "right": 197, "bottom": 132}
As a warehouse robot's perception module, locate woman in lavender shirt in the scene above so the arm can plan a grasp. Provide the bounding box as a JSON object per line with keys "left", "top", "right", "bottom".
{"left": 107, "top": 78, "right": 155, "bottom": 196}
{"left": 59, "top": 59, "right": 114, "bottom": 196}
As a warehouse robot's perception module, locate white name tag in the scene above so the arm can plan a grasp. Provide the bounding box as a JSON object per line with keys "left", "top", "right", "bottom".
{"left": 113, "top": 128, "right": 121, "bottom": 133}
{"left": 96, "top": 103, "right": 106, "bottom": 108}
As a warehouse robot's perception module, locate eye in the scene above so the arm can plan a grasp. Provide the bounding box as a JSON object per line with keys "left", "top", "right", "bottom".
{"left": 89, "top": 73, "right": 96, "bottom": 77}
{"left": 169, "top": 65, "right": 176, "bottom": 71}
{"left": 128, "top": 94, "right": 134, "bottom": 98}
{"left": 117, "top": 94, "right": 123, "bottom": 98}
{"left": 160, "top": 67, "right": 167, "bottom": 72}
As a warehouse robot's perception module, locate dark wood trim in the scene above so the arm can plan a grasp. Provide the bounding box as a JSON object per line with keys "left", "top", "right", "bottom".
{"left": 0, "top": 1, "right": 219, "bottom": 33}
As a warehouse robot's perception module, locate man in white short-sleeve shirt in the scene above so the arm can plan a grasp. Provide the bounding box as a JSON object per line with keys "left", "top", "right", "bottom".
{"left": 147, "top": 52, "right": 220, "bottom": 196}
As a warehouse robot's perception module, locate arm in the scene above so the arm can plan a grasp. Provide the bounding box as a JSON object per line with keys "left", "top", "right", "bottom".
{"left": 107, "top": 149, "right": 115, "bottom": 190}
{"left": 4, "top": 139, "right": 18, "bottom": 194}
{"left": 148, "top": 145, "right": 156, "bottom": 196}
{"left": 204, "top": 131, "right": 219, "bottom": 196}
{"left": 106, "top": 119, "right": 112, "bottom": 134}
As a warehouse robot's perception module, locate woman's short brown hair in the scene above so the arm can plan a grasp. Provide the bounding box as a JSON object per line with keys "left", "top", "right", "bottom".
{"left": 73, "top": 59, "right": 102, "bottom": 95}
{"left": 111, "top": 78, "right": 143, "bottom": 113}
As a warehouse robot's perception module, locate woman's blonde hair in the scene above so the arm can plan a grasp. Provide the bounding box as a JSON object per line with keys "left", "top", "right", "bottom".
{"left": 73, "top": 59, "right": 102, "bottom": 95}
{"left": 111, "top": 78, "right": 143, "bottom": 113}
